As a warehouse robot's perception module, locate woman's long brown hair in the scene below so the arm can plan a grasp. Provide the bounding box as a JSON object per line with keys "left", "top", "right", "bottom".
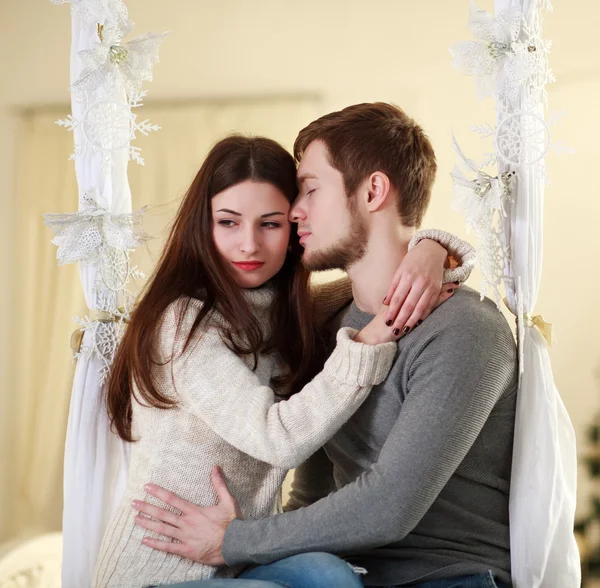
{"left": 107, "top": 135, "right": 323, "bottom": 442}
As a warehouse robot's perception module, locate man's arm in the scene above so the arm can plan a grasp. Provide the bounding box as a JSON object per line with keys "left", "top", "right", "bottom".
{"left": 283, "top": 448, "right": 335, "bottom": 512}
{"left": 222, "top": 311, "right": 517, "bottom": 566}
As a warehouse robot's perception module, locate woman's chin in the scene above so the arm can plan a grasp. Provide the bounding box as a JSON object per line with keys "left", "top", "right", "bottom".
{"left": 234, "top": 271, "right": 274, "bottom": 289}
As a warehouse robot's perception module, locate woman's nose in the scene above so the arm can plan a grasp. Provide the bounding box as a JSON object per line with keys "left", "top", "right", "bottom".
{"left": 240, "top": 228, "right": 260, "bottom": 255}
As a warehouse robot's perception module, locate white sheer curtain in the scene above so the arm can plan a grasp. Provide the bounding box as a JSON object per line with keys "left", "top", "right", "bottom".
{"left": 494, "top": 0, "right": 581, "bottom": 585}
{"left": 6, "top": 110, "right": 82, "bottom": 546}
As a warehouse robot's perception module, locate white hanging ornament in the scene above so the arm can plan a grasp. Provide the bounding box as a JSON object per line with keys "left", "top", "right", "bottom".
{"left": 449, "top": 1, "right": 541, "bottom": 106}
{"left": 43, "top": 189, "right": 148, "bottom": 266}
{"left": 451, "top": 166, "right": 513, "bottom": 229}
{"left": 56, "top": 89, "right": 160, "bottom": 168}
{"left": 495, "top": 110, "right": 551, "bottom": 166}
{"left": 450, "top": 134, "right": 514, "bottom": 305}
{"left": 44, "top": 190, "right": 147, "bottom": 382}
{"left": 72, "top": 301, "right": 129, "bottom": 383}
{"left": 71, "top": 18, "right": 168, "bottom": 98}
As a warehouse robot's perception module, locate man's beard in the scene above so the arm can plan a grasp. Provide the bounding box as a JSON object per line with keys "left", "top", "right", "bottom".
{"left": 301, "top": 213, "right": 368, "bottom": 272}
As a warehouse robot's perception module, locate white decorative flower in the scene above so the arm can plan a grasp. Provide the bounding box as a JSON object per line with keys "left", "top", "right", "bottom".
{"left": 451, "top": 166, "right": 512, "bottom": 231}
{"left": 451, "top": 136, "right": 513, "bottom": 230}
{"left": 43, "top": 189, "right": 148, "bottom": 266}
{"left": 71, "top": 17, "right": 168, "bottom": 98}
{"left": 449, "top": 1, "right": 539, "bottom": 105}
{"left": 45, "top": 190, "right": 147, "bottom": 379}
{"left": 450, "top": 135, "right": 514, "bottom": 305}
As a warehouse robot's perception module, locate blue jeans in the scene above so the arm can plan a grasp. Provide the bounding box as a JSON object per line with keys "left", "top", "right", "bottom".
{"left": 405, "top": 571, "right": 510, "bottom": 588}
{"left": 153, "top": 552, "right": 363, "bottom": 588}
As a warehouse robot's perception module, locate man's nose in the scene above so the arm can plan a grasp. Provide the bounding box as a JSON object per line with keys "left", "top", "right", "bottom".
{"left": 290, "top": 195, "right": 307, "bottom": 223}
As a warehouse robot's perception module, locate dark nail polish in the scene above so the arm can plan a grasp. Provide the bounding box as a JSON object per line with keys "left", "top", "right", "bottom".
{"left": 403, "top": 326, "right": 411, "bottom": 334}
{"left": 447, "top": 289, "right": 454, "bottom": 294}
{"left": 385, "top": 320, "right": 392, "bottom": 326}
{"left": 417, "top": 320, "right": 423, "bottom": 326}
{"left": 392, "top": 328, "right": 400, "bottom": 336}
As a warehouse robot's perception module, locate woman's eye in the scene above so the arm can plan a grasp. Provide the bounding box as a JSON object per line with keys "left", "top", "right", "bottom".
{"left": 306, "top": 189, "right": 315, "bottom": 196}
{"left": 218, "top": 220, "right": 236, "bottom": 227}
{"left": 262, "top": 222, "right": 282, "bottom": 229}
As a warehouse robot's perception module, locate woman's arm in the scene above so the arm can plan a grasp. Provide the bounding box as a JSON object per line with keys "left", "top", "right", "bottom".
{"left": 310, "top": 276, "right": 353, "bottom": 327}
{"left": 310, "top": 230, "right": 476, "bottom": 328}
{"left": 408, "top": 228, "right": 476, "bottom": 285}
{"left": 171, "top": 318, "right": 396, "bottom": 470}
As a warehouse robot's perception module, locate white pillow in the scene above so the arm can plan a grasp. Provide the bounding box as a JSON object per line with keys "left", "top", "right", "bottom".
{"left": 0, "top": 533, "right": 62, "bottom": 588}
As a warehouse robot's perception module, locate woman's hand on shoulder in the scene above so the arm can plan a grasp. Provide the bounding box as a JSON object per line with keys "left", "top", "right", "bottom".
{"left": 382, "top": 240, "right": 459, "bottom": 337}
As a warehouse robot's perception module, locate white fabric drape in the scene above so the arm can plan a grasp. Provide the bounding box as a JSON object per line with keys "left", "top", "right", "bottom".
{"left": 495, "top": 1, "right": 581, "bottom": 586}
{"left": 61, "top": 14, "right": 133, "bottom": 588}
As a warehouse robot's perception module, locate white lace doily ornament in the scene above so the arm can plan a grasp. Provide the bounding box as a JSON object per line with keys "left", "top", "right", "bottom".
{"left": 495, "top": 111, "right": 551, "bottom": 166}
{"left": 56, "top": 90, "right": 160, "bottom": 168}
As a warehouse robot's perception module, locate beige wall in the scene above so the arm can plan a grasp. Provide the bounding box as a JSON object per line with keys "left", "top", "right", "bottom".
{"left": 0, "top": 107, "right": 18, "bottom": 535}
{"left": 1, "top": 0, "right": 599, "bottom": 523}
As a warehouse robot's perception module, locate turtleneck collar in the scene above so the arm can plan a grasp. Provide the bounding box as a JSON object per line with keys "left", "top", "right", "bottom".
{"left": 242, "top": 282, "right": 276, "bottom": 312}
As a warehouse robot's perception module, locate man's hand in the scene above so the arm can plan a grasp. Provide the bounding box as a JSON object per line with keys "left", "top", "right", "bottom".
{"left": 132, "top": 466, "right": 241, "bottom": 566}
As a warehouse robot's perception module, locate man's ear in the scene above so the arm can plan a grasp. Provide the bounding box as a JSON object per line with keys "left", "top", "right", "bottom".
{"left": 365, "top": 171, "right": 392, "bottom": 212}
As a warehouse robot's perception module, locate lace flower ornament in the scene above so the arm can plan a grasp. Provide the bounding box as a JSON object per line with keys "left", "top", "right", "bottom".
{"left": 71, "top": 17, "right": 168, "bottom": 98}
{"left": 449, "top": 1, "right": 540, "bottom": 106}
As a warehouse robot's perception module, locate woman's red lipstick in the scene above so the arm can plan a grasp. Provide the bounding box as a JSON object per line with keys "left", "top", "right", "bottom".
{"left": 232, "top": 261, "right": 265, "bottom": 271}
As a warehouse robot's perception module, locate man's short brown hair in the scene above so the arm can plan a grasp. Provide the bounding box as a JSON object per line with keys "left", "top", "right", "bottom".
{"left": 294, "top": 102, "right": 437, "bottom": 227}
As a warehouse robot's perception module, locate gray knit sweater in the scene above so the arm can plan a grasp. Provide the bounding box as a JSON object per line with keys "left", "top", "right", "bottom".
{"left": 223, "top": 286, "right": 518, "bottom": 586}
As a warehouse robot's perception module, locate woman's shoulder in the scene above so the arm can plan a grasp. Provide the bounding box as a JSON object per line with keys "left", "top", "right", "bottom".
{"left": 158, "top": 296, "right": 200, "bottom": 330}
{"left": 156, "top": 296, "right": 219, "bottom": 352}
{"left": 167, "top": 295, "right": 204, "bottom": 320}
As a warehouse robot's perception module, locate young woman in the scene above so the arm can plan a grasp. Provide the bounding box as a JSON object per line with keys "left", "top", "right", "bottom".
{"left": 92, "top": 135, "right": 473, "bottom": 588}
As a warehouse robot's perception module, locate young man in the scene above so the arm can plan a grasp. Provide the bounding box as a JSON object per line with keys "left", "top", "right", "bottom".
{"left": 135, "top": 103, "right": 518, "bottom": 588}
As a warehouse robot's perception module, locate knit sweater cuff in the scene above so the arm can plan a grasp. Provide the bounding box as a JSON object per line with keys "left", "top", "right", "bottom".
{"left": 324, "top": 327, "right": 397, "bottom": 387}
{"left": 409, "top": 229, "right": 477, "bottom": 284}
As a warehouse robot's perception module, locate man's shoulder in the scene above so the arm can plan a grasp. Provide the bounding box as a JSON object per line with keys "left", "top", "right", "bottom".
{"left": 409, "top": 286, "right": 516, "bottom": 355}
{"left": 431, "top": 286, "right": 510, "bottom": 328}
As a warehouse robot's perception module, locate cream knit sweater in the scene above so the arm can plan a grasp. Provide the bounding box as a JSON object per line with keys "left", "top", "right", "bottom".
{"left": 92, "top": 283, "right": 397, "bottom": 588}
